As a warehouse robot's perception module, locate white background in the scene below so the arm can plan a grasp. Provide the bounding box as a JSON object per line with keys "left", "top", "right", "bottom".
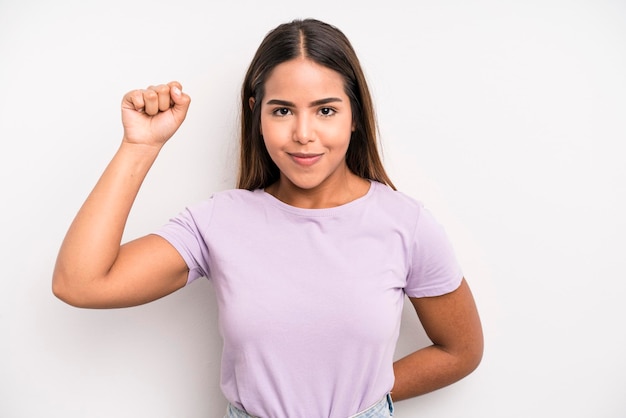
{"left": 1, "top": 0, "right": 625, "bottom": 416}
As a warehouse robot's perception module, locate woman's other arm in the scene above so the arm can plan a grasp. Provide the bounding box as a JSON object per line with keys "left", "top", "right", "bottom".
{"left": 52, "top": 82, "right": 192, "bottom": 308}
{"left": 391, "top": 278, "right": 484, "bottom": 400}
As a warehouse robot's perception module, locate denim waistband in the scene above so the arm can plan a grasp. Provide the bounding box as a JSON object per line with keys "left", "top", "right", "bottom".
{"left": 225, "top": 393, "right": 394, "bottom": 418}
{"left": 347, "top": 393, "right": 394, "bottom": 418}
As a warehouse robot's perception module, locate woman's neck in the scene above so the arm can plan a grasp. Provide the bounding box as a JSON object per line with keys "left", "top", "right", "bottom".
{"left": 265, "top": 172, "right": 371, "bottom": 209}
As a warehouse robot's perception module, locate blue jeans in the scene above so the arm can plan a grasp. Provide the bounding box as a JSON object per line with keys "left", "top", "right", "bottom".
{"left": 225, "top": 393, "right": 394, "bottom": 418}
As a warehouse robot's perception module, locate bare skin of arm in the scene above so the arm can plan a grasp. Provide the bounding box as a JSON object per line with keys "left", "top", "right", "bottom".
{"left": 391, "top": 278, "right": 484, "bottom": 401}
{"left": 52, "top": 82, "right": 192, "bottom": 309}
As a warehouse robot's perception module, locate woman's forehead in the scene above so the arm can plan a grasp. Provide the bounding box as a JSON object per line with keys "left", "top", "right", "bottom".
{"left": 263, "top": 58, "right": 348, "bottom": 103}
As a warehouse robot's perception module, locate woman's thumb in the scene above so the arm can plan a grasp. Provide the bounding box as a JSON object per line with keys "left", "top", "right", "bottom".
{"left": 169, "top": 82, "right": 191, "bottom": 121}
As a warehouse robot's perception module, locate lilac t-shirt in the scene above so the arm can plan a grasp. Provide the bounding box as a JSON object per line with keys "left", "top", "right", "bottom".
{"left": 155, "top": 181, "right": 462, "bottom": 418}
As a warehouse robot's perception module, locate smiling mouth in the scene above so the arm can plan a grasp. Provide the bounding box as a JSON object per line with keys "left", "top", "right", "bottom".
{"left": 288, "top": 153, "right": 323, "bottom": 167}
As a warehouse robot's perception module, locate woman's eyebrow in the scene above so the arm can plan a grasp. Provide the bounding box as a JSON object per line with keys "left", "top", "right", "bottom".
{"left": 265, "top": 97, "right": 343, "bottom": 107}
{"left": 310, "top": 97, "right": 343, "bottom": 107}
{"left": 266, "top": 99, "right": 295, "bottom": 107}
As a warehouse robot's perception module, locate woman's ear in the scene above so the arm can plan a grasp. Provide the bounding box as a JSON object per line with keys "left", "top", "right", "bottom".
{"left": 249, "top": 97, "right": 262, "bottom": 135}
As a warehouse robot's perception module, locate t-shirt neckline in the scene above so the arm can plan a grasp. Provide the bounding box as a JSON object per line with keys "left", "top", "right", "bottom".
{"left": 257, "top": 180, "right": 377, "bottom": 217}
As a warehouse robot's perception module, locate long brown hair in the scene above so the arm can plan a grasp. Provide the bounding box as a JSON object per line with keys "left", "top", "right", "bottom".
{"left": 237, "top": 19, "right": 395, "bottom": 190}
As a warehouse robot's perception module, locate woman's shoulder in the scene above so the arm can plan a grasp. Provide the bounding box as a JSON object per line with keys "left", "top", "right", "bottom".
{"left": 211, "top": 187, "right": 263, "bottom": 202}
{"left": 170, "top": 188, "right": 266, "bottom": 230}
{"left": 370, "top": 181, "right": 425, "bottom": 212}
{"left": 187, "top": 188, "right": 264, "bottom": 212}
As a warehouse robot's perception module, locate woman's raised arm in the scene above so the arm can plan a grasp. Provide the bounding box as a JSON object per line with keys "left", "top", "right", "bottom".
{"left": 52, "top": 82, "right": 192, "bottom": 308}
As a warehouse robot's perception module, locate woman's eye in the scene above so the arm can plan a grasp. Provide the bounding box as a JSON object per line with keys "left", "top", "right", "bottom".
{"left": 319, "top": 107, "right": 336, "bottom": 116}
{"left": 273, "top": 108, "right": 291, "bottom": 116}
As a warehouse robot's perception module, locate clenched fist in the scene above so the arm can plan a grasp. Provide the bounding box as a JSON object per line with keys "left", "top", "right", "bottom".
{"left": 121, "top": 81, "right": 191, "bottom": 148}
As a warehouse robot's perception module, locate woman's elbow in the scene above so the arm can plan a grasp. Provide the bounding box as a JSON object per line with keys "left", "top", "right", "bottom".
{"left": 51, "top": 269, "right": 93, "bottom": 308}
{"left": 52, "top": 272, "right": 79, "bottom": 307}
{"left": 467, "top": 345, "right": 484, "bottom": 375}
{"left": 462, "top": 331, "right": 484, "bottom": 377}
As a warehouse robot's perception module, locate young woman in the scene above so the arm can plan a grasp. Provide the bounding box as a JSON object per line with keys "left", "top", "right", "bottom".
{"left": 53, "top": 18, "right": 483, "bottom": 418}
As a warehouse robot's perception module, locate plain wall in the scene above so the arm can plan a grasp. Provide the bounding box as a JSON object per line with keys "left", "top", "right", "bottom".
{"left": 1, "top": 0, "right": 625, "bottom": 416}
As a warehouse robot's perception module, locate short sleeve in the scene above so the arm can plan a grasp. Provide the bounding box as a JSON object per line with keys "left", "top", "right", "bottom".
{"left": 153, "top": 198, "right": 215, "bottom": 285}
{"left": 404, "top": 206, "right": 463, "bottom": 298}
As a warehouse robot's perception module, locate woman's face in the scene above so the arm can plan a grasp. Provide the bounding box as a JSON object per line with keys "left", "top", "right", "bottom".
{"left": 258, "top": 58, "right": 354, "bottom": 193}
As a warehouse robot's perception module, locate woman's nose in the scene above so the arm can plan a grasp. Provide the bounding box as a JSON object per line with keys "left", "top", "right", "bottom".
{"left": 292, "top": 115, "right": 315, "bottom": 144}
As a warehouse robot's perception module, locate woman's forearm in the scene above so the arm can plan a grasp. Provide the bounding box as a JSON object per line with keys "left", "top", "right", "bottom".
{"left": 392, "top": 344, "right": 480, "bottom": 401}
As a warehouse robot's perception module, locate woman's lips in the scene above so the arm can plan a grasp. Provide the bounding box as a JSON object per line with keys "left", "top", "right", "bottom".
{"left": 289, "top": 153, "right": 323, "bottom": 167}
